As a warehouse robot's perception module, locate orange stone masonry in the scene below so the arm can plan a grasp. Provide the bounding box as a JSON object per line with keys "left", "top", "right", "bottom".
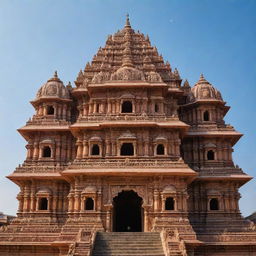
{"left": 0, "top": 16, "right": 256, "bottom": 256}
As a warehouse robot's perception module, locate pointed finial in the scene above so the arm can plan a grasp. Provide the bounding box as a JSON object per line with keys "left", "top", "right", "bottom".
{"left": 200, "top": 73, "right": 204, "bottom": 79}
{"left": 183, "top": 79, "right": 190, "bottom": 88}
{"left": 125, "top": 13, "right": 131, "bottom": 27}
{"left": 54, "top": 70, "right": 58, "bottom": 78}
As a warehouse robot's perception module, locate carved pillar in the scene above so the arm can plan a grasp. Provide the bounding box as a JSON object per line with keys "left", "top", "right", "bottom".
{"left": 63, "top": 104, "right": 67, "bottom": 119}
{"left": 144, "top": 140, "right": 149, "bottom": 156}
{"left": 161, "top": 194, "right": 165, "bottom": 212}
{"left": 143, "top": 205, "right": 150, "bottom": 232}
{"left": 43, "top": 104, "right": 47, "bottom": 115}
{"left": 33, "top": 142, "right": 39, "bottom": 160}
{"left": 82, "top": 140, "right": 89, "bottom": 158}
{"left": 105, "top": 205, "right": 112, "bottom": 232}
{"left": 56, "top": 141, "right": 61, "bottom": 161}
{"left": 30, "top": 184, "right": 36, "bottom": 212}
{"left": 107, "top": 100, "right": 112, "bottom": 114}
{"left": 153, "top": 189, "right": 159, "bottom": 211}
{"left": 112, "top": 142, "right": 116, "bottom": 156}
{"left": 106, "top": 140, "right": 111, "bottom": 156}
{"left": 76, "top": 140, "right": 83, "bottom": 159}
{"left": 26, "top": 144, "right": 33, "bottom": 160}
{"left": 68, "top": 193, "right": 74, "bottom": 213}
{"left": 58, "top": 105, "right": 62, "bottom": 119}
{"left": 17, "top": 193, "right": 24, "bottom": 213}
{"left": 97, "top": 191, "right": 102, "bottom": 211}
{"left": 53, "top": 195, "right": 58, "bottom": 213}
{"left": 116, "top": 100, "right": 120, "bottom": 113}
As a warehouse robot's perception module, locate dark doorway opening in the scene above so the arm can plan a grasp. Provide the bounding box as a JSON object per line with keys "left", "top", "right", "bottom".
{"left": 113, "top": 190, "right": 142, "bottom": 232}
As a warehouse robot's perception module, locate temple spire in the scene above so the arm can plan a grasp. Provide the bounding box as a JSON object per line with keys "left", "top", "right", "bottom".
{"left": 125, "top": 14, "right": 131, "bottom": 28}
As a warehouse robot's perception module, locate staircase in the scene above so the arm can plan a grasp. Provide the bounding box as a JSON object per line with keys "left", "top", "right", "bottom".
{"left": 92, "top": 232, "right": 165, "bottom": 256}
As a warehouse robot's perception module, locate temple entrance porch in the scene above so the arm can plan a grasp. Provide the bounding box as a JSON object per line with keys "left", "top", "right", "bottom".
{"left": 112, "top": 190, "right": 143, "bottom": 232}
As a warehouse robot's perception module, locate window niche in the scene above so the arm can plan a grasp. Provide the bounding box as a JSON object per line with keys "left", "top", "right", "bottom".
{"left": 91, "top": 144, "right": 100, "bottom": 156}
{"left": 203, "top": 110, "right": 210, "bottom": 121}
{"left": 47, "top": 105, "right": 55, "bottom": 115}
{"left": 156, "top": 144, "right": 165, "bottom": 155}
{"left": 209, "top": 198, "right": 219, "bottom": 211}
{"left": 121, "top": 101, "right": 133, "bottom": 113}
{"left": 42, "top": 146, "right": 51, "bottom": 158}
{"left": 155, "top": 104, "right": 159, "bottom": 113}
{"left": 207, "top": 150, "right": 215, "bottom": 160}
{"left": 85, "top": 198, "right": 94, "bottom": 210}
{"left": 165, "top": 197, "right": 175, "bottom": 210}
{"left": 39, "top": 197, "right": 48, "bottom": 210}
{"left": 120, "top": 143, "right": 134, "bottom": 156}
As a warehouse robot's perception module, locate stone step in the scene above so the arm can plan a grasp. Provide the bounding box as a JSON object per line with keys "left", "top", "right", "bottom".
{"left": 92, "top": 232, "right": 165, "bottom": 256}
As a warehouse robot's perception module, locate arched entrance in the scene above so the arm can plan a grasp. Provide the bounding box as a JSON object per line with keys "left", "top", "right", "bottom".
{"left": 113, "top": 190, "right": 143, "bottom": 232}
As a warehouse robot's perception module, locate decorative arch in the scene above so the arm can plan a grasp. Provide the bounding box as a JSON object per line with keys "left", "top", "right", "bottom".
{"left": 111, "top": 186, "right": 146, "bottom": 205}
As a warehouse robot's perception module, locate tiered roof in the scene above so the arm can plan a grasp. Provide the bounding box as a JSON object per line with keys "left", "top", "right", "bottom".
{"left": 74, "top": 15, "right": 181, "bottom": 88}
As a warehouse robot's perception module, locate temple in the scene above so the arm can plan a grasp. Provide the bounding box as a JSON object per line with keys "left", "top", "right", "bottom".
{"left": 0, "top": 16, "right": 256, "bottom": 256}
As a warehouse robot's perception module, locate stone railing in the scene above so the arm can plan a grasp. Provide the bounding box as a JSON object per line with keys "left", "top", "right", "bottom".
{"left": 174, "top": 229, "right": 188, "bottom": 256}
{"left": 69, "top": 157, "right": 184, "bottom": 169}
{"left": 77, "top": 114, "right": 178, "bottom": 123}
{"left": 160, "top": 229, "right": 170, "bottom": 256}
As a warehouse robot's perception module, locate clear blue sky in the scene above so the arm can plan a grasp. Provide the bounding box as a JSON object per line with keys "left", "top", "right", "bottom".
{"left": 0, "top": 0, "right": 255, "bottom": 216}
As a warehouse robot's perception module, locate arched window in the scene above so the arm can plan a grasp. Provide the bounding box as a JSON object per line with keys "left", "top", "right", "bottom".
{"left": 156, "top": 144, "right": 165, "bottom": 155}
{"left": 209, "top": 198, "right": 219, "bottom": 210}
{"left": 120, "top": 143, "right": 134, "bottom": 156}
{"left": 121, "top": 101, "right": 133, "bottom": 113}
{"left": 203, "top": 111, "right": 209, "bottom": 121}
{"left": 165, "top": 197, "right": 175, "bottom": 210}
{"left": 85, "top": 198, "right": 94, "bottom": 210}
{"left": 155, "top": 104, "right": 159, "bottom": 113}
{"left": 39, "top": 197, "right": 48, "bottom": 210}
{"left": 207, "top": 150, "right": 215, "bottom": 160}
{"left": 47, "top": 106, "right": 54, "bottom": 115}
{"left": 91, "top": 144, "right": 100, "bottom": 155}
{"left": 43, "top": 146, "right": 51, "bottom": 158}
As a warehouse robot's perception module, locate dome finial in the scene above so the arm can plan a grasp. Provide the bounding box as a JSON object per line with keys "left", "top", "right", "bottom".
{"left": 125, "top": 13, "right": 131, "bottom": 27}
{"left": 54, "top": 70, "right": 58, "bottom": 78}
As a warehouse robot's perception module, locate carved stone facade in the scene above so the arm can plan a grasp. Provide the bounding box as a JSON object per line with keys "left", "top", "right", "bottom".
{"left": 0, "top": 16, "right": 256, "bottom": 256}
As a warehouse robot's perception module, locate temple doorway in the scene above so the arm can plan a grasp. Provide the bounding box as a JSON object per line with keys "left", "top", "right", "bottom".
{"left": 113, "top": 190, "right": 143, "bottom": 232}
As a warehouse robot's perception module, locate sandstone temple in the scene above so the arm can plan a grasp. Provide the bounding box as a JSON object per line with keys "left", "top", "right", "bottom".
{"left": 1, "top": 16, "right": 256, "bottom": 256}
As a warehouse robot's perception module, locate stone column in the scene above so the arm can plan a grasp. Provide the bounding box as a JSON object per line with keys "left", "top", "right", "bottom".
{"left": 144, "top": 140, "right": 149, "bottom": 156}
{"left": 105, "top": 204, "right": 112, "bottom": 232}
{"left": 58, "top": 105, "right": 62, "bottom": 119}
{"left": 43, "top": 105, "right": 47, "bottom": 116}
{"left": 76, "top": 140, "right": 83, "bottom": 159}
{"left": 106, "top": 140, "right": 111, "bottom": 156}
{"left": 17, "top": 193, "right": 24, "bottom": 213}
{"left": 161, "top": 194, "right": 165, "bottom": 212}
{"left": 63, "top": 104, "right": 67, "bottom": 119}
{"left": 153, "top": 190, "right": 159, "bottom": 211}
{"left": 82, "top": 140, "right": 89, "bottom": 158}
{"left": 97, "top": 191, "right": 102, "bottom": 211}
{"left": 33, "top": 142, "right": 39, "bottom": 160}
{"left": 74, "top": 194, "right": 80, "bottom": 212}
{"left": 112, "top": 142, "right": 116, "bottom": 156}
{"left": 107, "top": 100, "right": 112, "bottom": 114}
{"left": 56, "top": 141, "right": 61, "bottom": 161}
{"left": 53, "top": 195, "right": 58, "bottom": 213}
{"left": 68, "top": 194, "right": 74, "bottom": 213}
